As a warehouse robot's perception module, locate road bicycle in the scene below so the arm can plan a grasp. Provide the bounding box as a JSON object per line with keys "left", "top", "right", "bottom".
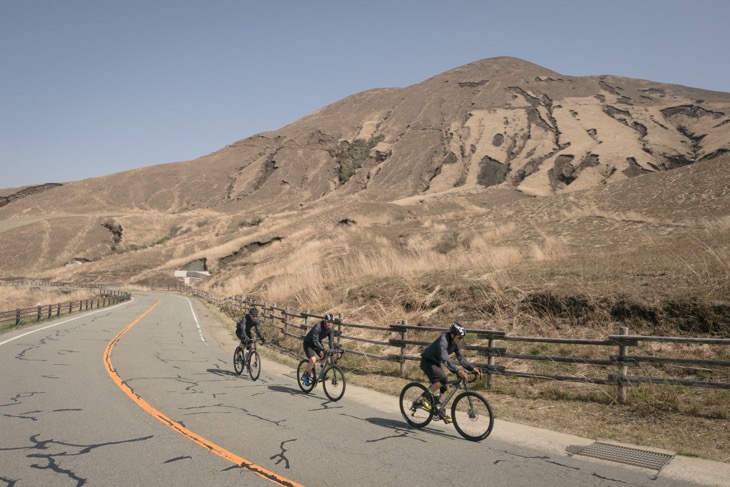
{"left": 296, "top": 347, "right": 346, "bottom": 401}
{"left": 399, "top": 370, "right": 494, "bottom": 441}
{"left": 233, "top": 337, "right": 262, "bottom": 381}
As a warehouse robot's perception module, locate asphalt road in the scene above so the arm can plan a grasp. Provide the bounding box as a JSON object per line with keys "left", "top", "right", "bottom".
{"left": 0, "top": 292, "right": 726, "bottom": 486}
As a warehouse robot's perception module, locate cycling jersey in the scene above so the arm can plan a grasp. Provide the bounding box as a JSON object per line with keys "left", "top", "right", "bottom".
{"left": 304, "top": 320, "right": 334, "bottom": 352}
{"left": 421, "top": 332, "right": 474, "bottom": 374}
{"left": 236, "top": 314, "right": 263, "bottom": 343}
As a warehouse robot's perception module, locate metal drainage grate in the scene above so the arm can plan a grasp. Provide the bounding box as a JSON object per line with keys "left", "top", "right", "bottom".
{"left": 573, "top": 442, "right": 674, "bottom": 471}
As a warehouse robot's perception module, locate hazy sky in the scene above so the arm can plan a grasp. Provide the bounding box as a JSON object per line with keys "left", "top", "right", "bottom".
{"left": 2, "top": 1, "right": 729, "bottom": 188}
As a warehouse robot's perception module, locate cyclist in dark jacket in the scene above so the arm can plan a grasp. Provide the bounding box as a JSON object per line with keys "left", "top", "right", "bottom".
{"left": 420, "top": 322, "right": 481, "bottom": 423}
{"left": 236, "top": 307, "right": 265, "bottom": 349}
{"left": 301, "top": 313, "right": 336, "bottom": 385}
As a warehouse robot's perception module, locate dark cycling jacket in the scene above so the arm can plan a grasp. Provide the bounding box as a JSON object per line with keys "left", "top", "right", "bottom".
{"left": 236, "top": 314, "right": 263, "bottom": 342}
{"left": 420, "top": 332, "right": 474, "bottom": 374}
{"left": 304, "top": 320, "right": 334, "bottom": 352}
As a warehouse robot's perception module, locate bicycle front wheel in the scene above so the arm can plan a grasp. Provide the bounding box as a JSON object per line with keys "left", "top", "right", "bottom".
{"left": 233, "top": 347, "right": 244, "bottom": 375}
{"left": 247, "top": 351, "right": 261, "bottom": 381}
{"left": 451, "top": 391, "right": 494, "bottom": 441}
{"left": 296, "top": 360, "right": 315, "bottom": 393}
{"left": 399, "top": 382, "right": 434, "bottom": 428}
{"left": 322, "top": 365, "right": 346, "bottom": 401}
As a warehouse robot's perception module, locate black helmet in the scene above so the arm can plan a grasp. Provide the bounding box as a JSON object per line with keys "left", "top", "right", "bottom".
{"left": 324, "top": 313, "right": 335, "bottom": 323}
{"left": 249, "top": 307, "right": 259, "bottom": 316}
{"left": 450, "top": 321, "right": 466, "bottom": 337}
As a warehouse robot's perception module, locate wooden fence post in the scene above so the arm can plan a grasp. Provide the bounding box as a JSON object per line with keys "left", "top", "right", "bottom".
{"left": 283, "top": 306, "right": 288, "bottom": 337}
{"left": 37, "top": 305, "right": 42, "bottom": 322}
{"left": 487, "top": 335, "right": 496, "bottom": 390}
{"left": 617, "top": 327, "right": 629, "bottom": 404}
{"left": 16, "top": 308, "right": 20, "bottom": 325}
{"left": 400, "top": 320, "right": 408, "bottom": 377}
{"left": 337, "top": 313, "right": 343, "bottom": 348}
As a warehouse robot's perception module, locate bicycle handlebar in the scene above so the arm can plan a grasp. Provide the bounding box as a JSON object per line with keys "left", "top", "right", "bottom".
{"left": 450, "top": 369, "right": 482, "bottom": 385}
{"left": 467, "top": 371, "right": 480, "bottom": 383}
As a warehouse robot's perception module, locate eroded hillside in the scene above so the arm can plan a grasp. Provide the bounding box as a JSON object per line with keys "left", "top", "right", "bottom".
{"left": 0, "top": 57, "right": 728, "bottom": 304}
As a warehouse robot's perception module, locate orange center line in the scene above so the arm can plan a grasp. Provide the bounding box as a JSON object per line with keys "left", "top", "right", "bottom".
{"left": 103, "top": 299, "right": 304, "bottom": 487}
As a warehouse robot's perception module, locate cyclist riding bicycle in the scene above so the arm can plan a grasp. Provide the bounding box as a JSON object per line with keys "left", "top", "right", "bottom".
{"left": 236, "top": 307, "right": 265, "bottom": 352}
{"left": 420, "top": 321, "right": 482, "bottom": 424}
{"left": 301, "top": 313, "right": 337, "bottom": 386}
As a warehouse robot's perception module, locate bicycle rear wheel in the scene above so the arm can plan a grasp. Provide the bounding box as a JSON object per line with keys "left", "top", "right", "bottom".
{"left": 233, "top": 347, "right": 244, "bottom": 375}
{"left": 322, "top": 365, "right": 346, "bottom": 401}
{"left": 399, "top": 382, "right": 434, "bottom": 428}
{"left": 451, "top": 391, "right": 494, "bottom": 441}
{"left": 296, "top": 359, "right": 315, "bottom": 393}
{"left": 247, "top": 351, "right": 261, "bottom": 381}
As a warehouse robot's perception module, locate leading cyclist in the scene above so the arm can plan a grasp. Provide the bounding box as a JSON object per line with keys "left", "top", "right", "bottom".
{"left": 419, "top": 321, "right": 482, "bottom": 423}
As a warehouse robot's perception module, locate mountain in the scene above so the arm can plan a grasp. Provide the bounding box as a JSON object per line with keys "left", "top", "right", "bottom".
{"left": 0, "top": 57, "right": 728, "bottom": 328}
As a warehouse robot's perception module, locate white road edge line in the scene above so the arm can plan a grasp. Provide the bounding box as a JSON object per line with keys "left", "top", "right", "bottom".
{"left": 184, "top": 296, "right": 206, "bottom": 342}
{"left": 0, "top": 297, "right": 135, "bottom": 347}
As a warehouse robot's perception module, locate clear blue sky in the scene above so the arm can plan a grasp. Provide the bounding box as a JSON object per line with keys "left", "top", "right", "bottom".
{"left": 2, "top": 0, "right": 729, "bottom": 188}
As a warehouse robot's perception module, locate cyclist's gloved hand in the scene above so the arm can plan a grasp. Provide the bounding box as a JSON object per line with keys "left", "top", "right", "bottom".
{"left": 458, "top": 369, "right": 468, "bottom": 380}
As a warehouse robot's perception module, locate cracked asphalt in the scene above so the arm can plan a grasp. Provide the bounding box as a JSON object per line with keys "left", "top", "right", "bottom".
{"left": 1, "top": 292, "right": 727, "bottom": 486}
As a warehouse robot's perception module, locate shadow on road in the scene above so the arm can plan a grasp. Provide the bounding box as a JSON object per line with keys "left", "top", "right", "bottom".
{"left": 268, "top": 384, "right": 307, "bottom": 395}
{"left": 364, "top": 416, "right": 457, "bottom": 441}
{"left": 206, "top": 368, "right": 239, "bottom": 377}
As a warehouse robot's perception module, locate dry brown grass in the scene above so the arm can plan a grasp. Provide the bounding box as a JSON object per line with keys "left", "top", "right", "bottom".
{"left": 212, "top": 222, "right": 730, "bottom": 463}
{"left": 0, "top": 285, "right": 100, "bottom": 313}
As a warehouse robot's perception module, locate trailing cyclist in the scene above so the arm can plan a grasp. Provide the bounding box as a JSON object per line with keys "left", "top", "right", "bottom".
{"left": 301, "top": 313, "right": 336, "bottom": 386}
{"left": 236, "top": 307, "right": 265, "bottom": 358}
{"left": 420, "top": 321, "right": 482, "bottom": 424}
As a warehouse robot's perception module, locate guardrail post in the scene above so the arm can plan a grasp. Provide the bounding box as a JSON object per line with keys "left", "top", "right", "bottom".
{"left": 399, "top": 320, "right": 408, "bottom": 377}
{"left": 617, "top": 327, "right": 629, "bottom": 404}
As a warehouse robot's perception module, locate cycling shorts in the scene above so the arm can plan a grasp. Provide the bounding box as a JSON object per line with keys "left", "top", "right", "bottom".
{"left": 303, "top": 342, "right": 320, "bottom": 359}
{"left": 420, "top": 359, "right": 448, "bottom": 386}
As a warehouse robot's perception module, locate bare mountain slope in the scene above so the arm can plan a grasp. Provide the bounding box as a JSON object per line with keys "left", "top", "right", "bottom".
{"left": 0, "top": 56, "right": 728, "bottom": 289}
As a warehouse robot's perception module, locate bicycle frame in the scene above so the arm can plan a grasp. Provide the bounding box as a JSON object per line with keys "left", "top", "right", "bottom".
{"left": 311, "top": 348, "right": 342, "bottom": 384}
{"left": 432, "top": 373, "right": 476, "bottom": 413}
{"left": 233, "top": 337, "right": 262, "bottom": 380}
{"left": 399, "top": 370, "right": 494, "bottom": 441}
{"left": 297, "top": 346, "right": 347, "bottom": 401}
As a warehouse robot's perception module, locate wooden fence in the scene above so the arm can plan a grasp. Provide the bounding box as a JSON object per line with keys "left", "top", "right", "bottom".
{"left": 176, "top": 285, "right": 730, "bottom": 403}
{"left": 0, "top": 289, "right": 131, "bottom": 327}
